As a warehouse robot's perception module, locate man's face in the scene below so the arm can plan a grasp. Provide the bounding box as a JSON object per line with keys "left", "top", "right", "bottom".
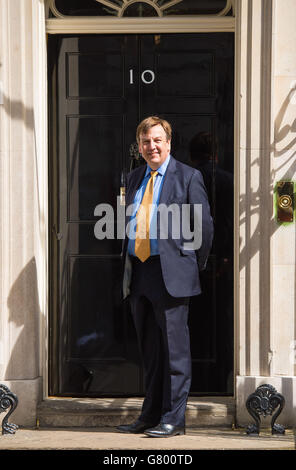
{"left": 138, "top": 124, "right": 171, "bottom": 170}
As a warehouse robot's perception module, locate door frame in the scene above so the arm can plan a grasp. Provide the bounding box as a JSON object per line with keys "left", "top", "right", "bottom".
{"left": 46, "top": 16, "right": 235, "bottom": 34}
{"left": 40, "top": 0, "right": 241, "bottom": 399}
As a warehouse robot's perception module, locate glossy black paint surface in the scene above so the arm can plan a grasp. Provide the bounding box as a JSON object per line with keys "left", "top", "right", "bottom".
{"left": 48, "top": 33, "right": 234, "bottom": 396}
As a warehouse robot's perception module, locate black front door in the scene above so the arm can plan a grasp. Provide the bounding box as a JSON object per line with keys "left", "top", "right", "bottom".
{"left": 48, "top": 33, "right": 234, "bottom": 396}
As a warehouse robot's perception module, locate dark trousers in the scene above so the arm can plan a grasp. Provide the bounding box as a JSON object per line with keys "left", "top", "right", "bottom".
{"left": 129, "top": 256, "right": 191, "bottom": 427}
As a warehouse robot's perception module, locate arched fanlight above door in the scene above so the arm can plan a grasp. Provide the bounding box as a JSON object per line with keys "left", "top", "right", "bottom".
{"left": 48, "top": 0, "right": 235, "bottom": 18}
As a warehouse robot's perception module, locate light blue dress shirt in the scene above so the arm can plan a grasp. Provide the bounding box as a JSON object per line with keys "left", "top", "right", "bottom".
{"left": 127, "top": 155, "right": 171, "bottom": 256}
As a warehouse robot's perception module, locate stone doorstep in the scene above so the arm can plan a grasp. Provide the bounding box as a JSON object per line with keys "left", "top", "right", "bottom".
{"left": 37, "top": 396, "right": 235, "bottom": 428}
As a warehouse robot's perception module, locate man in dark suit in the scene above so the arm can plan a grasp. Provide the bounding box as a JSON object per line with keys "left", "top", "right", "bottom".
{"left": 117, "top": 117, "right": 213, "bottom": 437}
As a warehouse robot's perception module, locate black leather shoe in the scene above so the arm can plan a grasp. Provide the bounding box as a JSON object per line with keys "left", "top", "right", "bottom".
{"left": 117, "top": 419, "right": 156, "bottom": 434}
{"left": 144, "top": 423, "right": 185, "bottom": 438}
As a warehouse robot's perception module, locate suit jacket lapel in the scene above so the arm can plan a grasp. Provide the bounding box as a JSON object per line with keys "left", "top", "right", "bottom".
{"left": 126, "top": 164, "right": 146, "bottom": 208}
{"left": 123, "top": 165, "right": 146, "bottom": 253}
{"left": 159, "top": 156, "right": 177, "bottom": 204}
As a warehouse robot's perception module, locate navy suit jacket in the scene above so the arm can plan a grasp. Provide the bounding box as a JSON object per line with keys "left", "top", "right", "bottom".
{"left": 122, "top": 156, "right": 213, "bottom": 298}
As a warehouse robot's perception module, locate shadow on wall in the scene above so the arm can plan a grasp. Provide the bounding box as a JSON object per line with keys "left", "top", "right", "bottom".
{"left": 5, "top": 257, "right": 40, "bottom": 381}
{"left": 274, "top": 82, "right": 296, "bottom": 381}
{"left": 1, "top": 77, "right": 46, "bottom": 381}
{"left": 1, "top": 85, "right": 46, "bottom": 231}
{"left": 274, "top": 84, "right": 296, "bottom": 158}
{"left": 238, "top": 76, "right": 296, "bottom": 376}
{"left": 239, "top": 85, "right": 296, "bottom": 267}
{"left": 2, "top": 93, "right": 34, "bottom": 130}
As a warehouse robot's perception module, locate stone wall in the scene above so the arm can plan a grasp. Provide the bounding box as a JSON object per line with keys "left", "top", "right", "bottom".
{"left": 235, "top": 0, "right": 296, "bottom": 426}
{"left": 0, "top": 0, "right": 47, "bottom": 426}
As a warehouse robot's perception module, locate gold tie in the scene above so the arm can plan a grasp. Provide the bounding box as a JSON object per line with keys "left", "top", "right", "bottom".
{"left": 135, "top": 171, "right": 158, "bottom": 262}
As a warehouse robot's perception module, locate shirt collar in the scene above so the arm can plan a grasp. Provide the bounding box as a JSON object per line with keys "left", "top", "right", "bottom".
{"left": 145, "top": 154, "right": 171, "bottom": 177}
